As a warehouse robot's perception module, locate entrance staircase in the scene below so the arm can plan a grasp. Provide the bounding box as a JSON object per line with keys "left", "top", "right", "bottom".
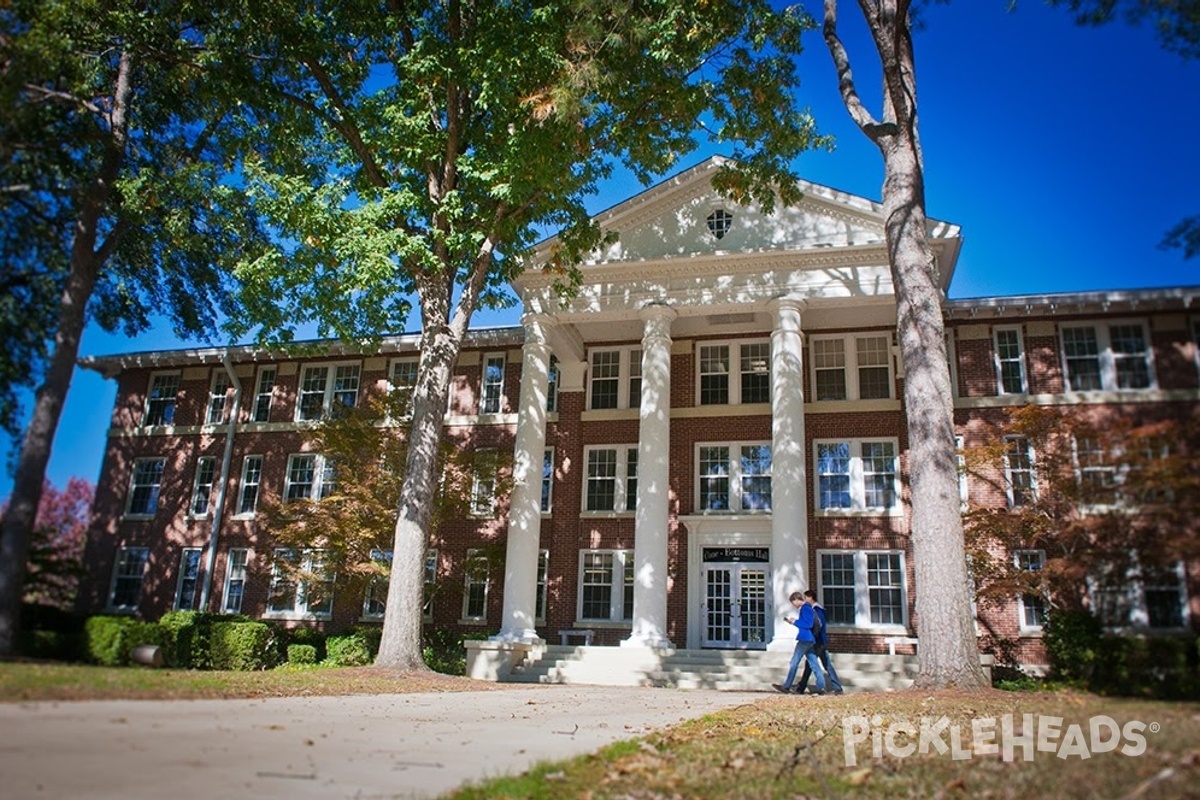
{"left": 503, "top": 644, "right": 919, "bottom": 692}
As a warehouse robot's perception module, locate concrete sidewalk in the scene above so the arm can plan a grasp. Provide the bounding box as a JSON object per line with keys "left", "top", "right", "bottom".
{"left": 0, "top": 685, "right": 760, "bottom": 799}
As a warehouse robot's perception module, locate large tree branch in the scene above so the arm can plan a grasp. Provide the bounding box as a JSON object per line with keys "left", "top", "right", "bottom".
{"left": 300, "top": 57, "right": 391, "bottom": 189}
{"left": 823, "top": 0, "right": 893, "bottom": 141}
{"left": 20, "top": 83, "right": 103, "bottom": 115}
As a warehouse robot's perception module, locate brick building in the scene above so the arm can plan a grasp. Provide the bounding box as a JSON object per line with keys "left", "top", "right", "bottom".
{"left": 77, "top": 158, "right": 1200, "bottom": 674}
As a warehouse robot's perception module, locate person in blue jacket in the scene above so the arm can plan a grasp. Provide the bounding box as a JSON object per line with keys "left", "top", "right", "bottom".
{"left": 796, "top": 589, "right": 844, "bottom": 694}
{"left": 772, "top": 590, "right": 826, "bottom": 695}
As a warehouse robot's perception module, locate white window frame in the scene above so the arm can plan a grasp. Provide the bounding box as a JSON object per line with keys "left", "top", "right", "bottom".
{"left": 813, "top": 438, "right": 900, "bottom": 516}
{"left": 536, "top": 549, "right": 550, "bottom": 624}
{"left": 1091, "top": 558, "right": 1188, "bottom": 631}
{"left": 469, "top": 450, "right": 498, "bottom": 517}
{"left": 206, "top": 369, "right": 231, "bottom": 425}
{"left": 266, "top": 548, "right": 335, "bottom": 619}
{"left": 695, "top": 441, "right": 773, "bottom": 513}
{"left": 126, "top": 457, "right": 165, "bottom": 517}
{"left": 222, "top": 548, "right": 249, "bottom": 613}
{"left": 462, "top": 548, "right": 490, "bottom": 622}
{"left": 1060, "top": 320, "right": 1156, "bottom": 392}
{"left": 252, "top": 366, "right": 276, "bottom": 423}
{"left": 481, "top": 352, "right": 506, "bottom": 414}
{"left": 143, "top": 371, "right": 181, "bottom": 427}
{"left": 189, "top": 456, "right": 217, "bottom": 518}
{"left": 174, "top": 547, "right": 203, "bottom": 611}
{"left": 283, "top": 453, "right": 336, "bottom": 503}
{"left": 540, "top": 448, "right": 555, "bottom": 514}
{"left": 577, "top": 549, "right": 635, "bottom": 623}
{"left": 235, "top": 455, "right": 263, "bottom": 516}
{"left": 810, "top": 333, "right": 894, "bottom": 402}
{"left": 695, "top": 339, "right": 772, "bottom": 406}
{"left": 993, "top": 325, "right": 1028, "bottom": 395}
{"left": 587, "top": 347, "right": 642, "bottom": 411}
{"left": 546, "top": 356, "right": 559, "bottom": 413}
{"left": 1003, "top": 436, "right": 1037, "bottom": 508}
{"left": 582, "top": 445, "right": 638, "bottom": 514}
{"left": 295, "top": 361, "right": 362, "bottom": 422}
{"left": 955, "top": 435, "right": 969, "bottom": 510}
{"left": 1015, "top": 549, "right": 1048, "bottom": 632}
{"left": 816, "top": 549, "right": 908, "bottom": 631}
{"left": 424, "top": 549, "right": 438, "bottom": 622}
{"left": 389, "top": 357, "right": 419, "bottom": 417}
{"left": 362, "top": 549, "right": 392, "bottom": 619}
{"left": 108, "top": 546, "right": 149, "bottom": 612}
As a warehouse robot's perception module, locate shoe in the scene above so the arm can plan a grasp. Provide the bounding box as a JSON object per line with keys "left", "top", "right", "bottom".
{"left": 791, "top": 686, "right": 807, "bottom": 694}
{"left": 832, "top": 689, "right": 844, "bottom": 695}
{"left": 771, "top": 683, "right": 791, "bottom": 693}
{"left": 809, "top": 690, "right": 826, "bottom": 695}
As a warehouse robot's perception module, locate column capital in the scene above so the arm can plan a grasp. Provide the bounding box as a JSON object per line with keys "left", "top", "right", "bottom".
{"left": 767, "top": 295, "right": 808, "bottom": 315}
{"left": 520, "top": 312, "right": 555, "bottom": 347}
{"left": 638, "top": 302, "right": 678, "bottom": 323}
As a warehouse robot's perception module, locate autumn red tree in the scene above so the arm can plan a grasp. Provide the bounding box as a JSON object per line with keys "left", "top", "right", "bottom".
{"left": 0, "top": 478, "right": 93, "bottom": 611}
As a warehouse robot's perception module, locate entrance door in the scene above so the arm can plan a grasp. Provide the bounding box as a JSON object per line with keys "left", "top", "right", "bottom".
{"left": 702, "top": 563, "right": 768, "bottom": 649}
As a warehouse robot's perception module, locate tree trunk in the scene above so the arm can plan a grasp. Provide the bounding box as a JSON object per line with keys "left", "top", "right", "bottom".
{"left": 0, "top": 51, "right": 134, "bottom": 657}
{"left": 374, "top": 290, "right": 463, "bottom": 669}
{"left": 823, "top": 0, "right": 988, "bottom": 689}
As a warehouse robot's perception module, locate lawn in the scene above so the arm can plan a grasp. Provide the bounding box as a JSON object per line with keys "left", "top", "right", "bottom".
{"left": 2, "top": 663, "right": 1195, "bottom": 798}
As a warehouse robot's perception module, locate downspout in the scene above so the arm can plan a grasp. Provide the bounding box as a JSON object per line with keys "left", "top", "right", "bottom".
{"left": 199, "top": 351, "right": 241, "bottom": 610}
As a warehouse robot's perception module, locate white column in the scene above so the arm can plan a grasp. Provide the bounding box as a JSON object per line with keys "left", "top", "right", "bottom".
{"left": 768, "top": 296, "right": 810, "bottom": 651}
{"left": 493, "top": 313, "right": 553, "bottom": 643}
{"left": 623, "top": 304, "right": 677, "bottom": 649}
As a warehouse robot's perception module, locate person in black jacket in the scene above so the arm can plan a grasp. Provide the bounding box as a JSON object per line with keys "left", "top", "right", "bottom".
{"left": 795, "top": 589, "right": 845, "bottom": 694}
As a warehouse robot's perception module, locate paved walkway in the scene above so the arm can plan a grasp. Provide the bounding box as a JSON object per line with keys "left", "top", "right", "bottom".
{"left": 0, "top": 686, "right": 760, "bottom": 799}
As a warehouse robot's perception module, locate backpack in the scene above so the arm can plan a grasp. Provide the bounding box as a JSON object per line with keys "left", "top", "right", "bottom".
{"left": 811, "top": 606, "right": 826, "bottom": 645}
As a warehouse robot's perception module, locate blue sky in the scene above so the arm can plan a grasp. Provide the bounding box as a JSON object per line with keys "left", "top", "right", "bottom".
{"left": 4, "top": 2, "right": 1199, "bottom": 499}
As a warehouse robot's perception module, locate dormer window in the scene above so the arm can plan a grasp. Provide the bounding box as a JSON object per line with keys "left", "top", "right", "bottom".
{"left": 707, "top": 209, "right": 733, "bottom": 240}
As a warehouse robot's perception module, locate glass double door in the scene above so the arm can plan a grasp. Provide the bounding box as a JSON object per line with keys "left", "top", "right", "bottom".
{"left": 702, "top": 563, "right": 768, "bottom": 649}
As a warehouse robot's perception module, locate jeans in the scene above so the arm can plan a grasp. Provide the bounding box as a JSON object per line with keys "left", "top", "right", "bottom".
{"left": 782, "top": 640, "right": 825, "bottom": 692}
{"left": 797, "top": 643, "right": 843, "bottom": 693}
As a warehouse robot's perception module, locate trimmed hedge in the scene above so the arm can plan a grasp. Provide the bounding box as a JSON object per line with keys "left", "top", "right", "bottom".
{"left": 209, "top": 621, "right": 275, "bottom": 671}
{"left": 325, "top": 633, "right": 372, "bottom": 667}
{"left": 288, "top": 644, "right": 318, "bottom": 665}
{"left": 83, "top": 616, "right": 165, "bottom": 666}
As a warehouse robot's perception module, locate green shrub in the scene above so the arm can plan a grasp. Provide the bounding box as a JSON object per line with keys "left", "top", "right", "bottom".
{"left": 346, "top": 625, "right": 382, "bottom": 659}
{"left": 288, "top": 644, "right": 318, "bottom": 665}
{"left": 422, "top": 630, "right": 487, "bottom": 676}
{"left": 280, "top": 625, "right": 326, "bottom": 662}
{"left": 325, "top": 634, "right": 372, "bottom": 667}
{"left": 22, "top": 629, "right": 81, "bottom": 661}
{"left": 210, "top": 621, "right": 275, "bottom": 670}
{"left": 157, "top": 610, "right": 199, "bottom": 668}
{"left": 1043, "top": 608, "right": 1104, "bottom": 683}
{"left": 83, "top": 616, "right": 132, "bottom": 666}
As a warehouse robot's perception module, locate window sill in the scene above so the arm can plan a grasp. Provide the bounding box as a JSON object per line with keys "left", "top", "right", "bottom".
{"left": 815, "top": 510, "right": 904, "bottom": 518}
{"left": 264, "top": 612, "right": 333, "bottom": 622}
{"left": 459, "top": 618, "right": 489, "bottom": 626}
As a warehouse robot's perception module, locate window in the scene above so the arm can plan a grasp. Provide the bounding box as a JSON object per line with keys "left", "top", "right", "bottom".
{"left": 174, "top": 548, "right": 202, "bottom": 611}
{"left": 588, "top": 348, "right": 642, "bottom": 410}
{"left": 536, "top": 550, "right": 549, "bottom": 623}
{"left": 818, "top": 550, "right": 907, "bottom": 628}
{"left": 206, "top": 370, "right": 231, "bottom": 424}
{"left": 108, "top": 546, "right": 149, "bottom": 611}
{"left": 546, "top": 356, "right": 559, "bottom": 413}
{"left": 993, "top": 326, "right": 1028, "bottom": 395}
{"left": 126, "top": 458, "right": 165, "bottom": 516}
{"left": 697, "top": 341, "right": 770, "bottom": 406}
{"left": 284, "top": 454, "right": 336, "bottom": 502}
{"left": 583, "top": 445, "right": 638, "bottom": 513}
{"left": 189, "top": 456, "right": 216, "bottom": 517}
{"left": 1074, "top": 436, "right": 1119, "bottom": 507}
{"left": 1060, "top": 322, "right": 1154, "bottom": 392}
{"left": 541, "top": 448, "right": 555, "bottom": 513}
{"left": 462, "top": 549, "right": 490, "bottom": 621}
{"left": 814, "top": 440, "right": 899, "bottom": 514}
{"left": 363, "top": 549, "right": 392, "bottom": 619}
{"left": 696, "top": 442, "right": 773, "bottom": 512}
{"left": 267, "top": 548, "right": 334, "bottom": 618}
{"left": 1016, "top": 550, "right": 1048, "bottom": 630}
{"left": 482, "top": 353, "right": 505, "bottom": 414}
{"left": 470, "top": 450, "right": 498, "bottom": 517}
{"left": 707, "top": 208, "right": 733, "bottom": 239}
{"left": 424, "top": 549, "right": 438, "bottom": 621}
{"left": 811, "top": 334, "right": 893, "bottom": 401}
{"left": 296, "top": 362, "right": 361, "bottom": 421}
{"left": 237, "top": 455, "right": 263, "bottom": 515}
{"left": 1093, "top": 559, "right": 1186, "bottom": 630}
{"left": 222, "top": 548, "right": 248, "bottom": 613}
{"left": 956, "top": 435, "right": 969, "bottom": 509}
{"left": 579, "top": 550, "right": 634, "bottom": 622}
{"left": 1003, "top": 436, "right": 1036, "bottom": 508}
{"left": 252, "top": 366, "right": 276, "bottom": 423}
{"left": 143, "top": 372, "right": 180, "bottom": 426}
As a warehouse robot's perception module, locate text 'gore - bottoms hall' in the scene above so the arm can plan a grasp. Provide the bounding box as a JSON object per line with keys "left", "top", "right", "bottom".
{"left": 77, "top": 157, "right": 1200, "bottom": 688}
